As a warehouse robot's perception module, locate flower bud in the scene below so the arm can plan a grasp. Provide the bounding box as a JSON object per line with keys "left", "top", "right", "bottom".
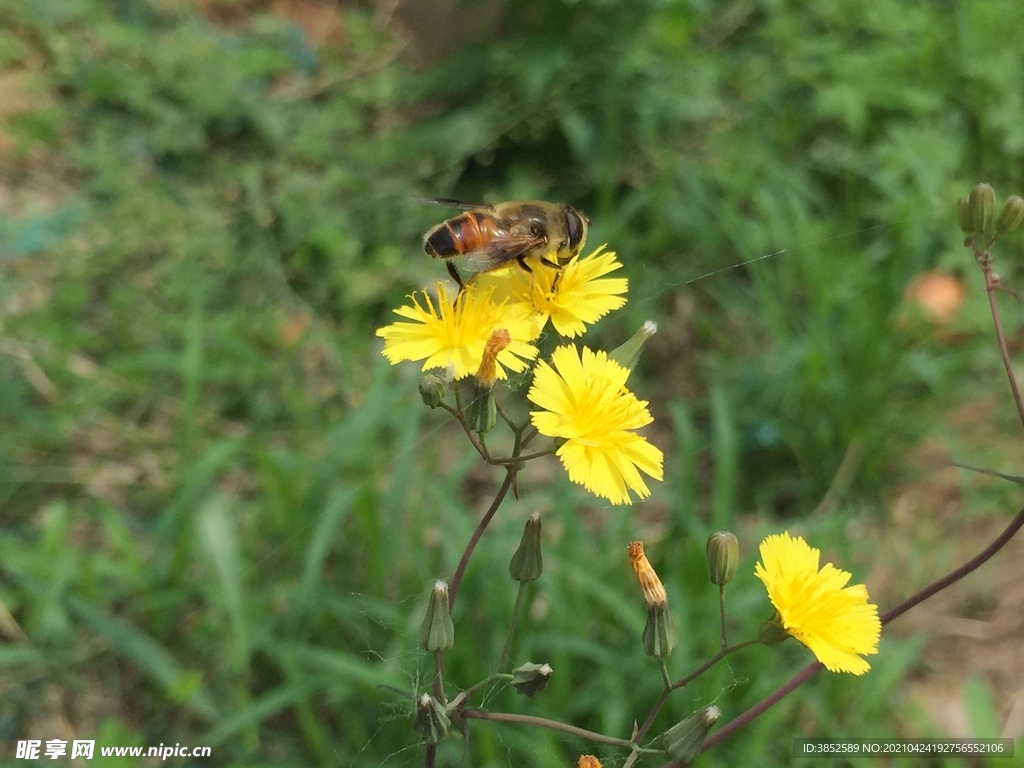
{"left": 465, "top": 382, "right": 496, "bottom": 434}
{"left": 609, "top": 320, "right": 657, "bottom": 374}
{"left": 418, "top": 374, "right": 447, "bottom": 409}
{"left": 578, "top": 756, "right": 602, "bottom": 768}
{"left": 957, "top": 195, "right": 974, "bottom": 236}
{"left": 414, "top": 693, "right": 451, "bottom": 745}
{"left": 969, "top": 183, "right": 995, "bottom": 239}
{"left": 642, "top": 602, "right": 677, "bottom": 659}
{"left": 511, "top": 661, "right": 553, "bottom": 697}
{"left": 509, "top": 512, "right": 543, "bottom": 583}
{"left": 996, "top": 195, "right": 1024, "bottom": 235}
{"left": 419, "top": 579, "right": 455, "bottom": 652}
{"left": 757, "top": 611, "right": 790, "bottom": 647}
{"left": 661, "top": 705, "right": 721, "bottom": 763}
{"left": 706, "top": 531, "right": 739, "bottom": 586}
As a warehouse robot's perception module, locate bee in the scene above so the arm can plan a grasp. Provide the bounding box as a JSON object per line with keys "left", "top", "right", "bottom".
{"left": 420, "top": 198, "right": 589, "bottom": 290}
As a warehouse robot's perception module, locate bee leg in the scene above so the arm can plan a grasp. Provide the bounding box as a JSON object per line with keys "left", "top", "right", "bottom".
{"left": 515, "top": 255, "right": 534, "bottom": 275}
{"left": 539, "top": 256, "right": 564, "bottom": 292}
{"left": 446, "top": 261, "right": 467, "bottom": 296}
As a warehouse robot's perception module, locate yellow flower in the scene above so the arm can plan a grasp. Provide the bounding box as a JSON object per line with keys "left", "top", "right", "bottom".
{"left": 477, "top": 246, "right": 628, "bottom": 338}
{"left": 376, "top": 283, "right": 539, "bottom": 380}
{"left": 754, "top": 532, "right": 881, "bottom": 675}
{"left": 527, "top": 345, "right": 663, "bottom": 505}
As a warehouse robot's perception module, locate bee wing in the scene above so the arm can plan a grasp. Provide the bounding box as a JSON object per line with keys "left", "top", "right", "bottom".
{"left": 461, "top": 234, "right": 546, "bottom": 274}
{"left": 413, "top": 195, "right": 490, "bottom": 211}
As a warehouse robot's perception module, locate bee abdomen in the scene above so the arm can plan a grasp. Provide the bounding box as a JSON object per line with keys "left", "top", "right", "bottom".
{"left": 424, "top": 212, "right": 495, "bottom": 258}
{"left": 424, "top": 223, "right": 457, "bottom": 257}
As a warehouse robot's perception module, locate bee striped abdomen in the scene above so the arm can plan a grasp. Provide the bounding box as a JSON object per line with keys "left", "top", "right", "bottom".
{"left": 424, "top": 212, "right": 500, "bottom": 258}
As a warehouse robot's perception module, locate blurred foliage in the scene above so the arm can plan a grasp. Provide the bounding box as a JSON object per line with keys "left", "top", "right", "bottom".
{"left": 2, "top": 0, "right": 1023, "bottom": 765}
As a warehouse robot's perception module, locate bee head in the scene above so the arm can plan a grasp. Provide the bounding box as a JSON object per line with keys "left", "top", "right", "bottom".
{"left": 563, "top": 206, "right": 589, "bottom": 260}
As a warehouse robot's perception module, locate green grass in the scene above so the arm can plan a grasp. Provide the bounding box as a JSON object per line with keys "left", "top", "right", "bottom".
{"left": 3, "top": 0, "right": 1024, "bottom": 765}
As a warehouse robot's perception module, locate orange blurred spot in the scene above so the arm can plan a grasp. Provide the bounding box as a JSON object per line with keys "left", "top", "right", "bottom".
{"left": 280, "top": 312, "right": 311, "bottom": 345}
{"left": 904, "top": 271, "right": 965, "bottom": 324}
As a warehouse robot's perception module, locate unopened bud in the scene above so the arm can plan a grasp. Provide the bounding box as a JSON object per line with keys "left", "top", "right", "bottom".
{"left": 758, "top": 611, "right": 790, "bottom": 647}
{"left": 661, "top": 705, "right": 721, "bottom": 763}
{"left": 706, "top": 531, "right": 739, "bottom": 586}
{"left": 414, "top": 693, "right": 451, "bottom": 744}
{"left": 996, "top": 195, "right": 1024, "bottom": 235}
{"left": 969, "top": 183, "right": 995, "bottom": 239}
{"left": 609, "top": 320, "right": 657, "bottom": 374}
{"left": 511, "top": 661, "right": 553, "bottom": 697}
{"left": 957, "top": 195, "right": 974, "bottom": 236}
{"left": 509, "top": 512, "right": 543, "bottom": 583}
{"left": 418, "top": 374, "right": 447, "bottom": 408}
{"left": 419, "top": 579, "right": 455, "bottom": 652}
{"left": 465, "top": 382, "right": 496, "bottom": 434}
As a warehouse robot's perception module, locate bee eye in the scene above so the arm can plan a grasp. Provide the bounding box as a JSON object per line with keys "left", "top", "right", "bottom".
{"left": 564, "top": 208, "right": 586, "bottom": 251}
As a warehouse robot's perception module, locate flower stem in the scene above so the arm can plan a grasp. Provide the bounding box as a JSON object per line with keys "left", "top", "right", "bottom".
{"left": 498, "top": 583, "right": 527, "bottom": 671}
{"left": 448, "top": 467, "right": 517, "bottom": 610}
{"left": 718, "top": 585, "right": 728, "bottom": 651}
{"left": 632, "top": 639, "right": 759, "bottom": 747}
{"left": 982, "top": 266, "right": 1024, "bottom": 431}
{"left": 446, "top": 673, "right": 513, "bottom": 711}
{"left": 489, "top": 448, "right": 556, "bottom": 465}
{"left": 462, "top": 710, "right": 656, "bottom": 750}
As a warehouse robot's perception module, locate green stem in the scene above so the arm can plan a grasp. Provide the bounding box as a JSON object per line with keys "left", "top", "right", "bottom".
{"left": 633, "top": 639, "right": 760, "bottom": 747}
{"left": 462, "top": 710, "right": 660, "bottom": 751}
{"left": 446, "top": 673, "right": 513, "bottom": 711}
{"left": 498, "top": 583, "right": 528, "bottom": 671}
{"left": 658, "top": 658, "right": 671, "bottom": 691}
{"left": 718, "top": 585, "right": 728, "bottom": 651}
{"left": 489, "top": 448, "right": 556, "bottom": 465}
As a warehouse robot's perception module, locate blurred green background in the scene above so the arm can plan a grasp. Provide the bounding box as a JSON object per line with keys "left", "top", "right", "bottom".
{"left": 3, "top": 0, "right": 1024, "bottom": 765}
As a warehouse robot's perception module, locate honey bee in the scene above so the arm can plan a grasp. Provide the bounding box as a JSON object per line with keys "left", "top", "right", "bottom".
{"left": 420, "top": 198, "right": 589, "bottom": 289}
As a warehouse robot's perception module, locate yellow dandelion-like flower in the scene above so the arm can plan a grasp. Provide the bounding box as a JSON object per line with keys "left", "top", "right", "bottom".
{"left": 477, "top": 246, "right": 628, "bottom": 338}
{"left": 527, "top": 345, "right": 663, "bottom": 505}
{"left": 578, "top": 756, "right": 602, "bottom": 768}
{"left": 376, "top": 282, "right": 539, "bottom": 380}
{"left": 754, "top": 532, "right": 881, "bottom": 675}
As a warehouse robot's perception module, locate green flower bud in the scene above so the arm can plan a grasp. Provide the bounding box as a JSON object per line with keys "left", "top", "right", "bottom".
{"left": 509, "top": 512, "right": 543, "bottom": 583}
{"left": 757, "top": 611, "right": 791, "bottom": 647}
{"left": 957, "top": 195, "right": 974, "bottom": 236}
{"left": 418, "top": 374, "right": 447, "bottom": 408}
{"left": 642, "top": 602, "right": 677, "bottom": 659}
{"left": 969, "top": 183, "right": 995, "bottom": 239}
{"left": 997, "top": 195, "right": 1024, "bottom": 235}
{"left": 661, "top": 705, "right": 721, "bottom": 763}
{"left": 419, "top": 580, "right": 455, "bottom": 652}
{"left": 511, "top": 662, "right": 553, "bottom": 697}
{"left": 706, "top": 531, "right": 739, "bottom": 586}
{"left": 413, "top": 693, "right": 451, "bottom": 744}
{"left": 465, "top": 382, "right": 496, "bottom": 434}
{"left": 609, "top": 320, "right": 657, "bottom": 374}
